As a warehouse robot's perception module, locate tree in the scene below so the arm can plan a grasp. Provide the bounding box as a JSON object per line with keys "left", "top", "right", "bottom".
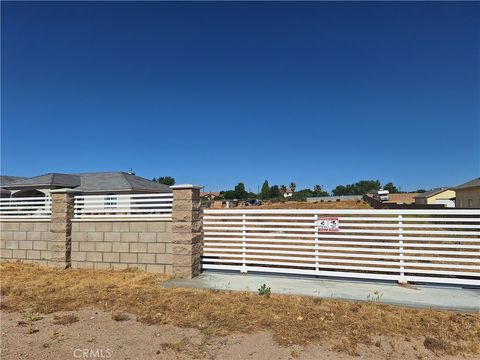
{"left": 233, "top": 182, "right": 248, "bottom": 199}
{"left": 332, "top": 180, "right": 381, "bottom": 196}
{"left": 269, "top": 185, "right": 281, "bottom": 198}
{"left": 280, "top": 185, "right": 287, "bottom": 195}
{"left": 155, "top": 176, "right": 175, "bottom": 186}
{"left": 383, "top": 182, "right": 399, "bottom": 194}
{"left": 313, "top": 185, "right": 322, "bottom": 194}
{"left": 289, "top": 182, "right": 296, "bottom": 193}
{"left": 260, "top": 180, "right": 270, "bottom": 199}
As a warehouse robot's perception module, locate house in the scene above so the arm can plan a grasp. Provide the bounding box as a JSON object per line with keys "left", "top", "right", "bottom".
{"left": 386, "top": 193, "right": 420, "bottom": 205}
{"left": 200, "top": 191, "right": 220, "bottom": 201}
{"left": 414, "top": 188, "right": 455, "bottom": 207}
{"left": 283, "top": 188, "right": 293, "bottom": 198}
{"left": 454, "top": 178, "right": 480, "bottom": 208}
{"left": 0, "top": 172, "right": 171, "bottom": 198}
{"left": 0, "top": 176, "right": 27, "bottom": 198}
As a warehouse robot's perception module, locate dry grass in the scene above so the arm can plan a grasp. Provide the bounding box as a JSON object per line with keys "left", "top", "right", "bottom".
{"left": 257, "top": 201, "right": 372, "bottom": 209}
{"left": 1, "top": 263, "right": 479, "bottom": 356}
{"left": 52, "top": 314, "right": 79, "bottom": 325}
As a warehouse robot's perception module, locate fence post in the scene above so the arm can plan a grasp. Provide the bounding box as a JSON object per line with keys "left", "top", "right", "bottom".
{"left": 398, "top": 214, "right": 406, "bottom": 284}
{"left": 241, "top": 213, "right": 247, "bottom": 273}
{"left": 48, "top": 189, "right": 81, "bottom": 268}
{"left": 171, "top": 184, "right": 203, "bottom": 279}
{"left": 314, "top": 214, "right": 319, "bottom": 273}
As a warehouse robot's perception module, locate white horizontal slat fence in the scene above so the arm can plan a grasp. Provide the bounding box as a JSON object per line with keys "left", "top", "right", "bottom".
{"left": 0, "top": 196, "right": 52, "bottom": 220}
{"left": 202, "top": 209, "right": 480, "bottom": 286}
{"left": 74, "top": 193, "right": 173, "bottom": 221}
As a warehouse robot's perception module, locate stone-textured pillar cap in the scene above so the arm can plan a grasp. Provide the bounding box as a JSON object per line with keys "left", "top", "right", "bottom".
{"left": 50, "top": 188, "right": 84, "bottom": 194}
{"left": 170, "top": 184, "right": 203, "bottom": 190}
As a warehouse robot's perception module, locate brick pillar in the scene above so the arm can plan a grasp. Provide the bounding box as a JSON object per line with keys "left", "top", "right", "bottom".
{"left": 49, "top": 189, "right": 79, "bottom": 268}
{"left": 171, "top": 184, "right": 203, "bottom": 279}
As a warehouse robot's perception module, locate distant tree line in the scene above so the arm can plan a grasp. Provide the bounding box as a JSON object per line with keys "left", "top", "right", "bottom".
{"left": 150, "top": 176, "right": 424, "bottom": 201}
{"left": 218, "top": 180, "right": 328, "bottom": 201}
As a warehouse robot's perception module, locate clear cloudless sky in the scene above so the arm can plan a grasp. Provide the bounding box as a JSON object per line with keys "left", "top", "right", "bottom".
{"left": 1, "top": 1, "right": 479, "bottom": 193}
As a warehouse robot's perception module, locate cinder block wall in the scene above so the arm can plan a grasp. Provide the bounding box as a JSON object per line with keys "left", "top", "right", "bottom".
{"left": 70, "top": 221, "right": 173, "bottom": 273}
{"left": 0, "top": 221, "right": 51, "bottom": 264}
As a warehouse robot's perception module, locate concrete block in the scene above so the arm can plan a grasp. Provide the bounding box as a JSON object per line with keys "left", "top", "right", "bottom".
{"left": 128, "top": 263, "right": 146, "bottom": 271}
{"left": 5, "top": 240, "right": 19, "bottom": 250}
{"left": 26, "top": 250, "right": 41, "bottom": 260}
{"left": 1, "top": 222, "right": 20, "bottom": 231}
{"left": 103, "top": 252, "right": 120, "bottom": 262}
{"left": 0, "top": 231, "right": 13, "bottom": 241}
{"left": 138, "top": 253, "right": 155, "bottom": 263}
{"left": 34, "top": 222, "right": 50, "bottom": 232}
{"left": 1, "top": 249, "right": 13, "bottom": 259}
{"left": 19, "top": 223, "right": 34, "bottom": 231}
{"left": 72, "top": 261, "right": 94, "bottom": 269}
{"left": 146, "top": 264, "right": 165, "bottom": 273}
{"left": 138, "top": 232, "right": 156, "bottom": 242}
{"left": 112, "top": 242, "right": 129, "bottom": 253}
{"left": 95, "top": 222, "right": 113, "bottom": 232}
{"left": 71, "top": 222, "right": 80, "bottom": 232}
{"left": 147, "top": 222, "right": 166, "bottom": 232}
{"left": 94, "top": 263, "right": 111, "bottom": 270}
{"left": 86, "top": 252, "right": 102, "bottom": 262}
{"left": 121, "top": 233, "right": 138, "bottom": 242}
{"left": 71, "top": 251, "right": 86, "bottom": 261}
{"left": 95, "top": 242, "right": 112, "bottom": 252}
{"left": 104, "top": 232, "right": 121, "bottom": 242}
{"left": 79, "top": 242, "right": 95, "bottom": 252}
{"left": 33, "top": 241, "right": 48, "bottom": 251}
{"left": 112, "top": 222, "right": 129, "bottom": 232}
{"left": 164, "top": 222, "right": 172, "bottom": 232}
{"left": 129, "top": 243, "right": 147, "bottom": 253}
{"left": 13, "top": 232, "right": 27, "bottom": 241}
{"left": 12, "top": 249, "right": 26, "bottom": 258}
{"left": 157, "top": 232, "right": 173, "bottom": 243}
{"left": 120, "top": 253, "right": 137, "bottom": 263}
{"left": 27, "top": 232, "right": 41, "bottom": 241}
{"left": 147, "top": 243, "right": 165, "bottom": 253}
{"left": 156, "top": 253, "right": 173, "bottom": 264}
{"left": 130, "top": 222, "right": 147, "bottom": 232}
{"left": 18, "top": 241, "right": 33, "bottom": 250}
{"left": 79, "top": 223, "right": 96, "bottom": 231}
{"left": 87, "top": 232, "right": 104, "bottom": 241}
{"left": 111, "top": 263, "right": 129, "bottom": 270}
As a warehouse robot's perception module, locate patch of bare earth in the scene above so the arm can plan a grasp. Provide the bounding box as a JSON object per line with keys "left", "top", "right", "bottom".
{"left": 1, "top": 263, "right": 479, "bottom": 359}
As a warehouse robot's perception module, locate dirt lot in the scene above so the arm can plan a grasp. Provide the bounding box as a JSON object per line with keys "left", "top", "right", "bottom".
{"left": 254, "top": 201, "right": 372, "bottom": 209}
{"left": 1, "top": 263, "right": 479, "bottom": 360}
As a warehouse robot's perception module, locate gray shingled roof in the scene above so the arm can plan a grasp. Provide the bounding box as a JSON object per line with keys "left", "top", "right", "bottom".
{"left": 2, "top": 172, "right": 170, "bottom": 193}
{"left": 0, "top": 176, "right": 27, "bottom": 186}
{"left": 454, "top": 178, "right": 480, "bottom": 190}
{"left": 414, "top": 187, "right": 452, "bottom": 199}
{"left": 3, "top": 173, "right": 81, "bottom": 188}
{"left": 73, "top": 172, "right": 171, "bottom": 193}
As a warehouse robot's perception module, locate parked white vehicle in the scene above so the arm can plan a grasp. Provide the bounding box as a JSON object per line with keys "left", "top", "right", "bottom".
{"left": 375, "top": 189, "right": 389, "bottom": 202}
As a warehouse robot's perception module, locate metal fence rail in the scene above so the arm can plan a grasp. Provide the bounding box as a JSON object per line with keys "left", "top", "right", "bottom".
{"left": 202, "top": 209, "right": 480, "bottom": 286}
{"left": 0, "top": 196, "right": 52, "bottom": 220}
{"left": 74, "top": 193, "right": 173, "bottom": 221}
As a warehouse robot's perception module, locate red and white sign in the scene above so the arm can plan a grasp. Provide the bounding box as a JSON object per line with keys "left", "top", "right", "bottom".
{"left": 317, "top": 217, "right": 339, "bottom": 232}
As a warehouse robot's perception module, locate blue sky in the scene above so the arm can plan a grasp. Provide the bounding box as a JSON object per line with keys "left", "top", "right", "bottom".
{"left": 1, "top": 2, "right": 479, "bottom": 193}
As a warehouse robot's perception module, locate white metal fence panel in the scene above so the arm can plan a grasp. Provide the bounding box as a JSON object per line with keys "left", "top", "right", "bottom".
{"left": 74, "top": 193, "right": 173, "bottom": 220}
{"left": 202, "top": 209, "right": 480, "bottom": 286}
{"left": 0, "top": 196, "right": 52, "bottom": 220}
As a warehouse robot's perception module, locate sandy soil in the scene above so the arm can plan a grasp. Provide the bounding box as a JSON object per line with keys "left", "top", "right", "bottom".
{"left": 1, "top": 309, "right": 473, "bottom": 360}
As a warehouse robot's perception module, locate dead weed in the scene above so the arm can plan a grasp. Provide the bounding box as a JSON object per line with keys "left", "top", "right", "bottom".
{"left": 1, "top": 263, "right": 479, "bottom": 356}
